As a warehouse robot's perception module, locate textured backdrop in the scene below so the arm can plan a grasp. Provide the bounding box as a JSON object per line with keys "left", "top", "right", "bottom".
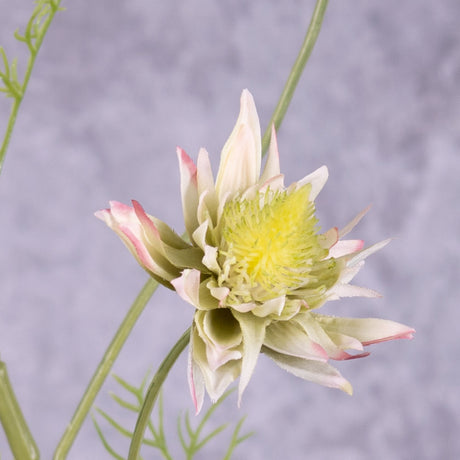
{"left": 0, "top": 1, "right": 459, "bottom": 459}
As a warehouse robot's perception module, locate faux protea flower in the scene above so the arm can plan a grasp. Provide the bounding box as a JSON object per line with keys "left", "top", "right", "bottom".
{"left": 96, "top": 90, "right": 414, "bottom": 412}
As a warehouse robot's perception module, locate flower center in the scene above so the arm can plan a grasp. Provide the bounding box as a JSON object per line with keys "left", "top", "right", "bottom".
{"left": 219, "top": 184, "right": 328, "bottom": 303}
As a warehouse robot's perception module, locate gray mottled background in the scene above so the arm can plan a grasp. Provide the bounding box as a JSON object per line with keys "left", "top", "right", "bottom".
{"left": 0, "top": 1, "right": 459, "bottom": 459}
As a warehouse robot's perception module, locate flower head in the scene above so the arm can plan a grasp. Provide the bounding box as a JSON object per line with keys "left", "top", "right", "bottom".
{"left": 96, "top": 90, "right": 414, "bottom": 412}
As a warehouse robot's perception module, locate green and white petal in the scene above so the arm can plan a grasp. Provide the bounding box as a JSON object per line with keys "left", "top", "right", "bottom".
{"left": 188, "top": 326, "right": 205, "bottom": 414}
{"left": 177, "top": 147, "right": 199, "bottom": 238}
{"left": 264, "top": 320, "right": 328, "bottom": 361}
{"left": 232, "top": 311, "right": 269, "bottom": 405}
{"left": 195, "top": 309, "right": 243, "bottom": 371}
{"left": 191, "top": 326, "right": 241, "bottom": 403}
{"left": 294, "top": 311, "right": 354, "bottom": 360}
{"left": 252, "top": 295, "right": 286, "bottom": 318}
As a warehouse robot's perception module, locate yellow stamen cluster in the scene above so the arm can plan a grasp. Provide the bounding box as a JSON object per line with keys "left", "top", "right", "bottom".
{"left": 219, "top": 184, "right": 329, "bottom": 303}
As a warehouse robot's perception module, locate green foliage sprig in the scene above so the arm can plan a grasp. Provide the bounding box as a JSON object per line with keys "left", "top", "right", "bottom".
{"left": 92, "top": 373, "right": 253, "bottom": 460}
{"left": 0, "top": 0, "right": 64, "bottom": 175}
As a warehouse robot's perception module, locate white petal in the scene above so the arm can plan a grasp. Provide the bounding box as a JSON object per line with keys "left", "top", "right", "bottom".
{"left": 330, "top": 284, "right": 382, "bottom": 299}
{"left": 232, "top": 312, "right": 269, "bottom": 405}
{"left": 347, "top": 239, "right": 391, "bottom": 267}
{"left": 296, "top": 165, "right": 329, "bottom": 201}
{"left": 192, "top": 220, "right": 209, "bottom": 250}
{"left": 264, "top": 348, "right": 353, "bottom": 395}
{"left": 215, "top": 90, "right": 261, "bottom": 201}
{"left": 252, "top": 296, "right": 286, "bottom": 317}
{"left": 231, "top": 302, "right": 257, "bottom": 313}
{"left": 202, "top": 245, "right": 220, "bottom": 273}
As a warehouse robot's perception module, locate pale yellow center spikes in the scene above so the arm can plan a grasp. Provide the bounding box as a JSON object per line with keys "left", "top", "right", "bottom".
{"left": 220, "top": 184, "right": 328, "bottom": 303}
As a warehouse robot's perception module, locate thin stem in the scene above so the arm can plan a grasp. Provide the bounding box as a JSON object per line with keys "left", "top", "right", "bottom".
{"left": 0, "top": 0, "right": 63, "bottom": 176}
{"left": 261, "top": 0, "right": 329, "bottom": 155}
{"left": 0, "top": 361, "right": 40, "bottom": 460}
{"left": 53, "top": 277, "right": 159, "bottom": 460}
{"left": 128, "top": 327, "right": 191, "bottom": 460}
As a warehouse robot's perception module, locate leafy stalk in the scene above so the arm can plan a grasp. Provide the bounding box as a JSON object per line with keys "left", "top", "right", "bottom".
{"left": 94, "top": 374, "right": 251, "bottom": 460}
{"left": 0, "top": 361, "right": 40, "bottom": 460}
{"left": 0, "top": 0, "right": 64, "bottom": 176}
{"left": 128, "top": 327, "right": 191, "bottom": 459}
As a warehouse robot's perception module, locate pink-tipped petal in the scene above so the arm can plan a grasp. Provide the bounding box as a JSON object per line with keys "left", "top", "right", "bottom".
{"left": 118, "top": 224, "right": 156, "bottom": 272}
{"left": 314, "top": 315, "right": 415, "bottom": 346}
{"left": 171, "top": 269, "right": 201, "bottom": 308}
{"left": 329, "top": 239, "right": 364, "bottom": 258}
{"left": 132, "top": 199, "right": 160, "bottom": 244}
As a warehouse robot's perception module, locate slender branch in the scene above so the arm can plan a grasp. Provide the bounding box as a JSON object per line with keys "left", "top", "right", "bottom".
{"left": 0, "top": 361, "right": 40, "bottom": 460}
{"left": 261, "top": 0, "right": 329, "bottom": 154}
{"left": 53, "top": 277, "right": 159, "bottom": 460}
{"left": 0, "top": 0, "right": 63, "bottom": 176}
{"left": 127, "top": 327, "right": 191, "bottom": 460}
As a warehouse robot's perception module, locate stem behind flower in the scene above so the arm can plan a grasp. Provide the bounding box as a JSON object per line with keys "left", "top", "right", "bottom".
{"left": 261, "top": 0, "right": 329, "bottom": 155}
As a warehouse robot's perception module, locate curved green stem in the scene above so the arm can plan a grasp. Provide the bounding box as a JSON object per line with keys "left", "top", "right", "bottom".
{"left": 53, "top": 277, "right": 159, "bottom": 460}
{"left": 0, "top": 361, "right": 40, "bottom": 460}
{"left": 128, "top": 327, "right": 191, "bottom": 460}
{"left": 261, "top": 0, "right": 329, "bottom": 155}
{"left": 0, "top": 0, "right": 63, "bottom": 176}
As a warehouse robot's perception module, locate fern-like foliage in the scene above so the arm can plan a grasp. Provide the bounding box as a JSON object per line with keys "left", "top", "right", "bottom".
{"left": 92, "top": 373, "right": 253, "bottom": 460}
{"left": 0, "top": 48, "right": 21, "bottom": 99}
{"left": 0, "top": 1, "right": 63, "bottom": 99}
{"left": 0, "top": 0, "right": 64, "bottom": 173}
